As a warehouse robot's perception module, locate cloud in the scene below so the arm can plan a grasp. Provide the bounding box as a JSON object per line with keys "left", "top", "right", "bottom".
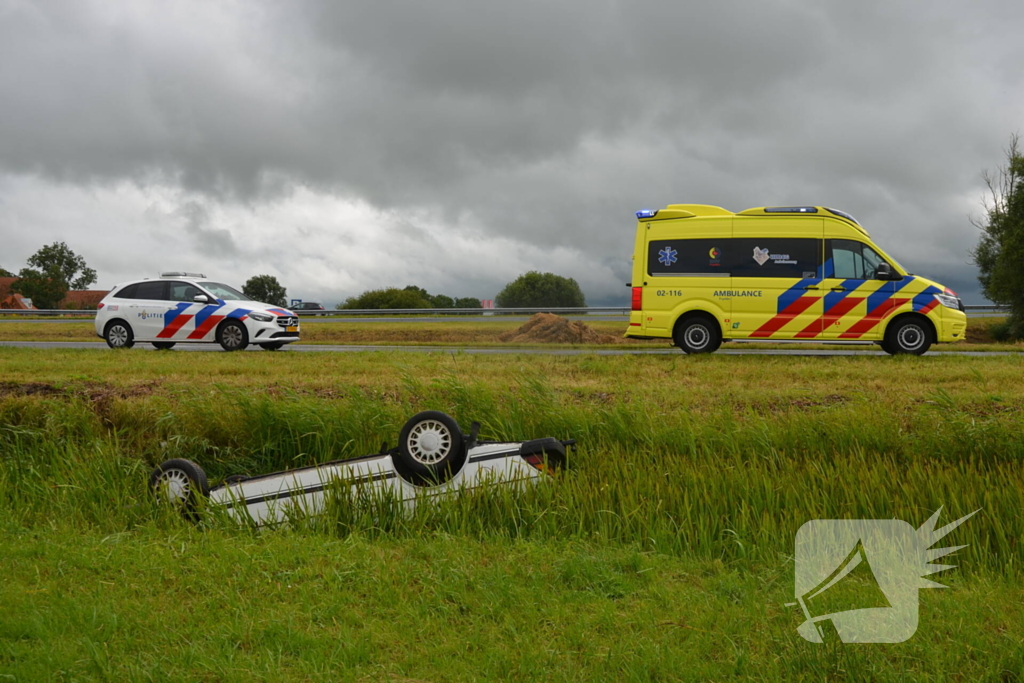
{"left": 1, "top": 0, "right": 1023, "bottom": 303}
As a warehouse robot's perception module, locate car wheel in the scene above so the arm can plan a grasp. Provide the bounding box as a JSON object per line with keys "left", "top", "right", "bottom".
{"left": 673, "top": 315, "right": 722, "bottom": 354}
{"left": 884, "top": 318, "right": 932, "bottom": 356}
{"left": 394, "top": 411, "right": 467, "bottom": 486}
{"left": 149, "top": 458, "right": 209, "bottom": 518}
{"left": 262, "top": 342, "right": 285, "bottom": 351}
{"left": 217, "top": 320, "right": 249, "bottom": 352}
{"left": 104, "top": 320, "right": 135, "bottom": 349}
{"left": 152, "top": 342, "right": 176, "bottom": 350}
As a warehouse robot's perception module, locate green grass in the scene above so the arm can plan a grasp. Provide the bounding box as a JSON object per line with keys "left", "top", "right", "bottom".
{"left": 2, "top": 348, "right": 1024, "bottom": 680}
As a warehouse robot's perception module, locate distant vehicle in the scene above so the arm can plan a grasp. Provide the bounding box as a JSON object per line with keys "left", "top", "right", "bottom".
{"left": 149, "top": 411, "right": 574, "bottom": 526}
{"left": 292, "top": 301, "right": 328, "bottom": 315}
{"left": 94, "top": 272, "right": 300, "bottom": 351}
{"left": 626, "top": 205, "right": 967, "bottom": 355}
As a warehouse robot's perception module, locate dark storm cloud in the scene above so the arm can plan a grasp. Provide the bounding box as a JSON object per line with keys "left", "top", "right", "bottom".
{"left": 1, "top": 0, "right": 1022, "bottom": 301}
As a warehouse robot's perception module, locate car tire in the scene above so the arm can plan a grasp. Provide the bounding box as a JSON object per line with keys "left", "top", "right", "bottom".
{"left": 217, "top": 320, "right": 249, "bottom": 352}
{"left": 104, "top": 320, "right": 135, "bottom": 349}
{"left": 394, "top": 411, "right": 467, "bottom": 486}
{"left": 152, "top": 342, "right": 176, "bottom": 350}
{"left": 884, "top": 317, "right": 932, "bottom": 356}
{"left": 673, "top": 315, "right": 722, "bottom": 354}
{"left": 262, "top": 342, "right": 285, "bottom": 351}
{"left": 149, "top": 458, "right": 209, "bottom": 518}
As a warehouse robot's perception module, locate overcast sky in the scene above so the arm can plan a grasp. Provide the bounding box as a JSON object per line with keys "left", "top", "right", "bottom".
{"left": 1, "top": 0, "right": 1022, "bottom": 306}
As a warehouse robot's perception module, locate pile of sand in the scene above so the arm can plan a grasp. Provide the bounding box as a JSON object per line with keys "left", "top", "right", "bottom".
{"left": 498, "top": 313, "right": 617, "bottom": 344}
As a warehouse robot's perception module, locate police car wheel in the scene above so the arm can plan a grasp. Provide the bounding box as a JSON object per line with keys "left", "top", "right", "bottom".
{"left": 885, "top": 318, "right": 932, "bottom": 356}
{"left": 149, "top": 458, "right": 208, "bottom": 517}
{"left": 395, "top": 411, "right": 466, "bottom": 486}
{"left": 104, "top": 321, "right": 135, "bottom": 349}
{"left": 152, "top": 342, "right": 176, "bottom": 350}
{"left": 217, "top": 320, "right": 249, "bottom": 351}
{"left": 674, "top": 316, "right": 721, "bottom": 354}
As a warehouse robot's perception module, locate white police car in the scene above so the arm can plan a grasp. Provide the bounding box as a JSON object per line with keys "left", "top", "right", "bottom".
{"left": 94, "top": 272, "right": 300, "bottom": 351}
{"left": 150, "top": 411, "right": 574, "bottom": 526}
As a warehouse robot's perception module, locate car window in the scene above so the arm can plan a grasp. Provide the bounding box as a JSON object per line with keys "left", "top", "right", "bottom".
{"left": 730, "top": 238, "right": 822, "bottom": 279}
{"left": 113, "top": 283, "right": 139, "bottom": 299}
{"left": 168, "top": 281, "right": 204, "bottom": 302}
{"left": 198, "top": 282, "right": 251, "bottom": 301}
{"left": 134, "top": 281, "right": 167, "bottom": 301}
{"left": 647, "top": 238, "right": 730, "bottom": 276}
{"left": 830, "top": 240, "right": 889, "bottom": 279}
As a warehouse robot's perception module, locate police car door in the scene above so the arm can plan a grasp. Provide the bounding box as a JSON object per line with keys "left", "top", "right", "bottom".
{"left": 729, "top": 218, "right": 824, "bottom": 340}
{"left": 130, "top": 280, "right": 171, "bottom": 340}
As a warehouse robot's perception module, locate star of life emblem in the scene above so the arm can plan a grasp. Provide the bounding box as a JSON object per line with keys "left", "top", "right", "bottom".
{"left": 658, "top": 246, "right": 678, "bottom": 267}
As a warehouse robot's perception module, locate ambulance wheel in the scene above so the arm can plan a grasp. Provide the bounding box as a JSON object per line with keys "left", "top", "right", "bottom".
{"left": 152, "top": 342, "right": 176, "bottom": 350}
{"left": 149, "top": 458, "right": 208, "bottom": 517}
{"left": 395, "top": 411, "right": 466, "bottom": 486}
{"left": 104, "top": 320, "right": 135, "bottom": 349}
{"left": 217, "top": 320, "right": 249, "bottom": 352}
{"left": 674, "top": 315, "right": 721, "bottom": 354}
{"left": 884, "top": 317, "right": 932, "bottom": 356}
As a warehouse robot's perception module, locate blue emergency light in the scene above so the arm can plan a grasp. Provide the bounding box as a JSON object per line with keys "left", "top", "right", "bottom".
{"left": 636, "top": 209, "right": 658, "bottom": 219}
{"left": 764, "top": 206, "right": 818, "bottom": 214}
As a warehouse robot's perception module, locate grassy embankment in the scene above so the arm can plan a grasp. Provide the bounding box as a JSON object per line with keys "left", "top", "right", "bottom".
{"left": 1, "top": 348, "right": 1023, "bottom": 680}
{"left": 0, "top": 316, "right": 1021, "bottom": 351}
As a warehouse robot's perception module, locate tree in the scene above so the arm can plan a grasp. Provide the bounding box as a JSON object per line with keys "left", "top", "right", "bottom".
{"left": 0, "top": 266, "right": 13, "bottom": 277}
{"left": 971, "top": 134, "right": 1024, "bottom": 339}
{"left": 10, "top": 266, "right": 67, "bottom": 309}
{"left": 26, "top": 242, "right": 96, "bottom": 289}
{"left": 242, "top": 275, "right": 288, "bottom": 307}
{"left": 495, "top": 271, "right": 586, "bottom": 308}
{"left": 343, "top": 287, "right": 432, "bottom": 309}
{"left": 454, "top": 297, "right": 482, "bottom": 310}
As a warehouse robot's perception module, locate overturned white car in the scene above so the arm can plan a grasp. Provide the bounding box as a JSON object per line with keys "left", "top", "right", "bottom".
{"left": 150, "top": 411, "right": 573, "bottom": 525}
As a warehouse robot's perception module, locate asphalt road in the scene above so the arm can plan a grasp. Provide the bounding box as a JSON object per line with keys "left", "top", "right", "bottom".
{"left": 0, "top": 341, "right": 1015, "bottom": 357}
{"left": 0, "top": 315, "right": 630, "bottom": 324}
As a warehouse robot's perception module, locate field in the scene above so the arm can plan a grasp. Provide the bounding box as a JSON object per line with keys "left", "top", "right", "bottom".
{"left": 2, "top": 348, "right": 1024, "bottom": 681}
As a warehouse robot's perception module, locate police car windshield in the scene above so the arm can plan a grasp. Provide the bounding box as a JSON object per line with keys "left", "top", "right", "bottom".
{"left": 199, "top": 282, "right": 251, "bottom": 301}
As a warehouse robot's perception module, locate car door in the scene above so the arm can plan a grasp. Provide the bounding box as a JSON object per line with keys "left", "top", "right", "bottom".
{"left": 820, "top": 240, "right": 906, "bottom": 340}
{"left": 728, "top": 218, "right": 824, "bottom": 339}
{"left": 128, "top": 280, "right": 172, "bottom": 340}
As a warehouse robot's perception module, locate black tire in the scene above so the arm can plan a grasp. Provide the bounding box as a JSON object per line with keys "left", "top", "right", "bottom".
{"left": 152, "top": 342, "right": 176, "bottom": 350}
{"left": 261, "top": 342, "right": 285, "bottom": 351}
{"left": 217, "top": 319, "right": 249, "bottom": 351}
{"left": 519, "top": 438, "right": 568, "bottom": 473}
{"left": 394, "top": 411, "right": 467, "bottom": 486}
{"left": 884, "top": 317, "right": 933, "bottom": 356}
{"left": 149, "top": 458, "right": 209, "bottom": 518}
{"left": 673, "top": 315, "right": 722, "bottom": 354}
{"left": 104, "top": 320, "right": 135, "bottom": 349}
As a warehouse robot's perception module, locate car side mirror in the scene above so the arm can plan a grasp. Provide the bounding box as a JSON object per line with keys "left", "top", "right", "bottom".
{"left": 874, "top": 263, "right": 896, "bottom": 280}
{"left": 193, "top": 294, "right": 210, "bottom": 303}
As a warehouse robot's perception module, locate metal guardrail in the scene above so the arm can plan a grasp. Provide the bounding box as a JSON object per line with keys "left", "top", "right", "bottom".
{"left": 0, "top": 305, "right": 1009, "bottom": 318}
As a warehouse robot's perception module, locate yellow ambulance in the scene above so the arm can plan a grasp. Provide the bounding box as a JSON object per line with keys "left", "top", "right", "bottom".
{"left": 625, "top": 205, "right": 967, "bottom": 354}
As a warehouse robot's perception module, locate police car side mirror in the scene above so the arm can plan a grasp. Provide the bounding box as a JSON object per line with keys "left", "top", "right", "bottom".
{"left": 874, "top": 263, "right": 895, "bottom": 280}
{"left": 193, "top": 294, "right": 210, "bottom": 303}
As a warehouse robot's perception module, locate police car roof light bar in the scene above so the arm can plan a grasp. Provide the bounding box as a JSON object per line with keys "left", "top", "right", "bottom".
{"left": 160, "top": 272, "right": 207, "bottom": 278}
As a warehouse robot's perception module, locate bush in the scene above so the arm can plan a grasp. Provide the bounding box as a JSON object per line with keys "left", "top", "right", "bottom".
{"left": 495, "top": 272, "right": 586, "bottom": 308}
{"left": 343, "top": 288, "right": 432, "bottom": 310}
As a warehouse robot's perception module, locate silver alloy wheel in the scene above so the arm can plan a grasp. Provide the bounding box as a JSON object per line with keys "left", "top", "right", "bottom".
{"left": 897, "top": 324, "right": 926, "bottom": 351}
{"left": 108, "top": 324, "right": 129, "bottom": 347}
{"left": 222, "top": 324, "right": 244, "bottom": 349}
{"left": 406, "top": 420, "right": 453, "bottom": 465}
{"left": 685, "top": 324, "right": 709, "bottom": 350}
{"left": 154, "top": 469, "right": 191, "bottom": 504}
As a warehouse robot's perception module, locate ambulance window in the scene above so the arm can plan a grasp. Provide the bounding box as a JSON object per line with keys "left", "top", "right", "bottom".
{"left": 647, "top": 239, "right": 730, "bottom": 276}
{"left": 134, "top": 281, "right": 167, "bottom": 301}
{"left": 830, "top": 240, "right": 888, "bottom": 279}
{"left": 731, "top": 238, "right": 821, "bottom": 278}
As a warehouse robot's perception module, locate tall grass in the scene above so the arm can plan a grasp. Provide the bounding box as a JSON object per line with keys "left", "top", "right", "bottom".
{"left": 2, "top": 362, "right": 1021, "bottom": 572}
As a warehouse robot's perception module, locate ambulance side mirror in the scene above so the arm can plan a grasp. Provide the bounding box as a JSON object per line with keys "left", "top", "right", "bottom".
{"left": 874, "top": 263, "right": 896, "bottom": 280}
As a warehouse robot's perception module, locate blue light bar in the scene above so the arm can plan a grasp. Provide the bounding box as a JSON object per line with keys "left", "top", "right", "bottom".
{"left": 636, "top": 209, "right": 658, "bottom": 219}
{"left": 764, "top": 206, "right": 818, "bottom": 214}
